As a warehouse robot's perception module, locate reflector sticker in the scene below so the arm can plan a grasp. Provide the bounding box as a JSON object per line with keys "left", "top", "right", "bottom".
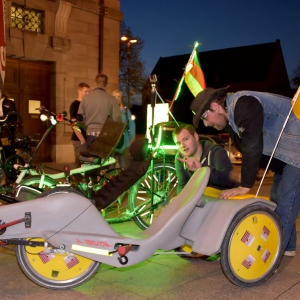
{"left": 38, "top": 251, "right": 55, "bottom": 264}
{"left": 72, "top": 244, "right": 113, "bottom": 256}
{"left": 63, "top": 253, "right": 79, "bottom": 269}
{"left": 261, "top": 249, "right": 271, "bottom": 263}
{"left": 261, "top": 226, "right": 270, "bottom": 241}
{"left": 241, "top": 230, "right": 255, "bottom": 246}
{"left": 242, "top": 254, "right": 255, "bottom": 269}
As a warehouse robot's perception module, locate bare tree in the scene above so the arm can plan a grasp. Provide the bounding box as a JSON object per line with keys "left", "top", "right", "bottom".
{"left": 291, "top": 61, "right": 300, "bottom": 88}
{"left": 119, "top": 22, "right": 148, "bottom": 107}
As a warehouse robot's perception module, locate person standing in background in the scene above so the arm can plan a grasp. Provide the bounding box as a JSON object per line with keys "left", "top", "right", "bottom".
{"left": 0, "top": 86, "right": 17, "bottom": 156}
{"left": 69, "top": 82, "right": 90, "bottom": 167}
{"left": 77, "top": 74, "right": 121, "bottom": 150}
{"left": 112, "top": 90, "right": 135, "bottom": 169}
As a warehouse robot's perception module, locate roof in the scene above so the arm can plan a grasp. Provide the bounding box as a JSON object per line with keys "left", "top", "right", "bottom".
{"left": 149, "top": 40, "right": 291, "bottom": 134}
{"left": 151, "top": 40, "right": 290, "bottom": 101}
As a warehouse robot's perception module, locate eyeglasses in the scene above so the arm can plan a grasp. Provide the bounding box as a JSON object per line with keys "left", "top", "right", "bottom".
{"left": 201, "top": 110, "right": 210, "bottom": 120}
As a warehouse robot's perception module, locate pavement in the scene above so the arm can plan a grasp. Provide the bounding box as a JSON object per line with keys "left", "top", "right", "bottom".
{"left": 0, "top": 164, "right": 299, "bottom": 299}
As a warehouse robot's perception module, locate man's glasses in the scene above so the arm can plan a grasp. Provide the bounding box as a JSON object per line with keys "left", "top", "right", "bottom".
{"left": 201, "top": 110, "right": 210, "bottom": 120}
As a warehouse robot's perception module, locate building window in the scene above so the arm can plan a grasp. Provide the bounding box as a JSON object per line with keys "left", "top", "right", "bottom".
{"left": 11, "top": 4, "right": 44, "bottom": 33}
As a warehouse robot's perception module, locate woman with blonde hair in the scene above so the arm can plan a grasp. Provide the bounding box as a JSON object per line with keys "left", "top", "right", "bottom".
{"left": 112, "top": 90, "right": 135, "bottom": 169}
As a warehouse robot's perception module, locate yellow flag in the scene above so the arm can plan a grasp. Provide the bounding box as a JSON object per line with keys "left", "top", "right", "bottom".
{"left": 292, "top": 86, "right": 300, "bottom": 120}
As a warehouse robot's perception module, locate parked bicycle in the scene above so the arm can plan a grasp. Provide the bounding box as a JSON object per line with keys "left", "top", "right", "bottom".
{"left": 0, "top": 109, "right": 178, "bottom": 230}
{"left": 0, "top": 107, "right": 123, "bottom": 205}
{"left": 35, "top": 138, "right": 178, "bottom": 228}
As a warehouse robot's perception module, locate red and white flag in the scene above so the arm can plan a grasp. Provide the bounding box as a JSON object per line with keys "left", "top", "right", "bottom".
{"left": 261, "top": 249, "right": 271, "bottom": 263}
{"left": 241, "top": 230, "right": 255, "bottom": 247}
{"left": 64, "top": 254, "right": 79, "bottom": 269}
{"left": 39, "top": 251, "right": 55, "bottom": 264}
{"left": 242, "top": 255, "right": 255, "bottom": 269}
{"left": 261, "top": 226, "right": 270, "bottom": 241}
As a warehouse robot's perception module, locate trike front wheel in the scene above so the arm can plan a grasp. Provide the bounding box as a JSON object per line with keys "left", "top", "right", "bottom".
{"left": 15, "top": 238, "right": 100, "bottom": 289}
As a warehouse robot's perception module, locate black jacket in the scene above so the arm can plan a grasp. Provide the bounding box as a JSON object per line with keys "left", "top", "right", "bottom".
{"left": 175, "top": 140, "right": 237, "bottom": 194}
{"left": 225, "top": 96, "right": 286, "bottom": 188}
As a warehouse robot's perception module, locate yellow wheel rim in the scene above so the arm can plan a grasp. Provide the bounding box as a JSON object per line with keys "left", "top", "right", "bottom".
{"left": 228, "top": 212, "right": 280, "bottom": 281}
{"left": 24, "top": 238, "right": 95, "bottom": 281}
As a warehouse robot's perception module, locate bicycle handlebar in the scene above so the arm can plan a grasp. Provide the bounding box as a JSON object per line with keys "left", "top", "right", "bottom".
{"left": 36, "top": 107, "right": 88, "bottom": 131}
{"left": 0, "top": 111, "right": 19, "bottom": 123}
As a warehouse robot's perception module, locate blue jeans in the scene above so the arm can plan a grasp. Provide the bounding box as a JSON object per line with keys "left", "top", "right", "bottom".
{"left": 270, "top": 164, "right": 300, "bottom": 251}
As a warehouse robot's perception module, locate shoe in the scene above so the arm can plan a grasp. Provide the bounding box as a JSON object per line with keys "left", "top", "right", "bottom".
{"left": 205, "top": 254, "right": 220, "bottom": 261}
{"left": 284, "top": 251, "right": 296, "bottom": 257}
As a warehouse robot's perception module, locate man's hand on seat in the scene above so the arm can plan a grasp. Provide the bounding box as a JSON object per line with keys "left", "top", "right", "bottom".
{"left": 219, "top": 187, "right": 250, "bottom": 199}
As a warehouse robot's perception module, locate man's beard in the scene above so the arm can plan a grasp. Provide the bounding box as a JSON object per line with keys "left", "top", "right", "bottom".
{"left": 213, "top": 112, "right": 228, "bottom": 131}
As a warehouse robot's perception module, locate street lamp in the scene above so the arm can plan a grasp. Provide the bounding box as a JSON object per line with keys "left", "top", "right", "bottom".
{"left": 120, "top": 36, "right": 138, "bottom": 108}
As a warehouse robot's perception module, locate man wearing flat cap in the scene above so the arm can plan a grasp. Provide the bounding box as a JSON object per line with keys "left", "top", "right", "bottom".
{"left": 190, "top": 87, "right": 300, "bottom": 257}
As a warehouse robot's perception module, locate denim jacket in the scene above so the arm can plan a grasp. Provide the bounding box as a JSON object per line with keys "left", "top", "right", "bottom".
{"left": 226, "top": 91, "right": 300, "bottom": 168}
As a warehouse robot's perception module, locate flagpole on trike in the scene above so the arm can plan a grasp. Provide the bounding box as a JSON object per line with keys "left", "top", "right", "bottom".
{"left": 169, "top": 41, "right": 200, "bottom": 112}
{"left": 255, "top": 86, "right": 300, "bottom": 197}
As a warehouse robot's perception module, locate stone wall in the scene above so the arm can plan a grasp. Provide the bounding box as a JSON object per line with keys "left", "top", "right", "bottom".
{"left": 5, "top": 0, "right": 122, "bottom": 162}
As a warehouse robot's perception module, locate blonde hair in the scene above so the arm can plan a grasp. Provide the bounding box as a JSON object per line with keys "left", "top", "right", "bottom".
{"left": 112, "top": 89, "right": 123, "bottom": 97}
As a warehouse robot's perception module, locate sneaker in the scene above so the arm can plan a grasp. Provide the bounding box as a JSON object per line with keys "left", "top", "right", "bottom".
{"left": 284, "top": 251, "right": 296, "bottom": 257}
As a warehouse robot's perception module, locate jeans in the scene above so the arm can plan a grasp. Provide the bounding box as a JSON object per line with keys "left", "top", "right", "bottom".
{"left": 270, "top": 164, "right": 300, "bottom": 251}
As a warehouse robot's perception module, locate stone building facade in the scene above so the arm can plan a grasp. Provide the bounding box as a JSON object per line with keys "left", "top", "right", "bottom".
{"left": 4, "top": 0, "right": 122, "bottom": 162}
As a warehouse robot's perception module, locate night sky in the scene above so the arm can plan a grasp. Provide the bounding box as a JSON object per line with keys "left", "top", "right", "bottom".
{"left": 120, "top": 0, "right": 300, "bottom": 85}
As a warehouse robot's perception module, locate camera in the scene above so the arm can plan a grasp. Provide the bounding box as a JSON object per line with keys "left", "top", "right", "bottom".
{"left": 149, "top": 74, "right": 157, "bottom": 84}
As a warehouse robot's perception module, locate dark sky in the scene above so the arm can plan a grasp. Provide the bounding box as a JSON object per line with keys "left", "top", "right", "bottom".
{"left": 120, "top": 0, "right": 300, "bottom": 84}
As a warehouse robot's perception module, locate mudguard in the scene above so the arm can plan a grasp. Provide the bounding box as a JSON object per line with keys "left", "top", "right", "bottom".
{"left": 180, "top": 195, "right": 276, "bottom": 255}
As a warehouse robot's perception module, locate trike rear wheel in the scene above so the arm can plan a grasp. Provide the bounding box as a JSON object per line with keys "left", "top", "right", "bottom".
{"left": 221, "top": 205, "right": 283, "bottom": 287}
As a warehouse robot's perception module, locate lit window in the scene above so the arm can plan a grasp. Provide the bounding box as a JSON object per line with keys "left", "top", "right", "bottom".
{"left": 11, "top": 4, "right": 44, "bottom": 33}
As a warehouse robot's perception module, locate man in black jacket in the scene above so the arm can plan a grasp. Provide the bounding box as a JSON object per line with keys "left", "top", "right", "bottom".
{"left": 173, "top": 123, "right": 238, "bottom": 194}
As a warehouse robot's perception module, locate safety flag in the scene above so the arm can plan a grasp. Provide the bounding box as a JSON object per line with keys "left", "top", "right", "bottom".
{"left": 292, "top": 86, "right": 300, "bottom": 120}
{"left": 0, "top": 0, "right": 6, "bottom": 85}
{"left": 184, "top": 50, "right": 206, "bottom": 97}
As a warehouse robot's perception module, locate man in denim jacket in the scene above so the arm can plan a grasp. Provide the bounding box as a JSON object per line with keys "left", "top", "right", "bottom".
{"left": 190, "top": 87, "right": 300, "bottom": 257}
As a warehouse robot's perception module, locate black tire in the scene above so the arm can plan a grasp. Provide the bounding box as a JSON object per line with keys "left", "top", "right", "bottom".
{"left": 3, "top": 154, "right": 25, "bottom": 181}
{"left": 15, "top": 238, "right": 100, "bottom": 289}
{"left": 36, "top": 186, "right": 85, "bottom": 199}
{"left": 220, "top": 205, "right": 283, "bottom": 287}
{"left": 128, "top": 162, "right": 177, "bottom": 230}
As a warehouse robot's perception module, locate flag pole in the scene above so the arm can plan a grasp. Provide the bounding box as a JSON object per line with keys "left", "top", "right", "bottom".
{"left": 255, "top": 86, "right": 300, "bottom": 197}
{"left": 169, "top": 41, "right": 200, "bottom": 112}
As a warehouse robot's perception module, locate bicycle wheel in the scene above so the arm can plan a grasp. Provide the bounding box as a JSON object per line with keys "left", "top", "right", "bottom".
{"left": 16, "top": 238, "right": 100, "bottom": 289}
{"left": 19, "top": 175, "right": 57, "bottom": 192}
{"left": 221, "top": 205, "right": 283, "bottom": 287}
{"left": 3, "top": 154, "right": 25, "bottom": 181}
{"left": 36, "top": 186, "right": 85, "bottom": 199}
{"left": 128, "top": 162, "right": 177, "bottom": 230}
